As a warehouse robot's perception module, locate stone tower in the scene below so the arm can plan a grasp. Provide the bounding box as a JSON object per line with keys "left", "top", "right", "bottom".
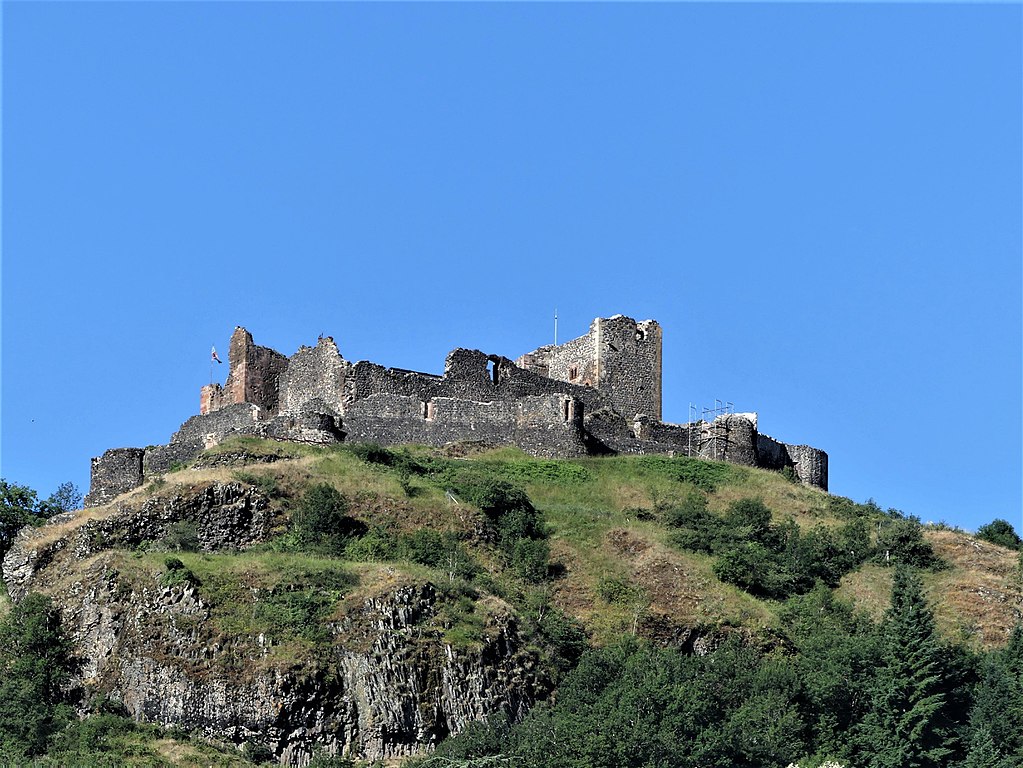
{"left": 516, "top": 315, "right": 662, "bottom": 421}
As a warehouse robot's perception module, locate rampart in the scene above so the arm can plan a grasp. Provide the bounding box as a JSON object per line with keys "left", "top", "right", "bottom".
{"left": 87, "top": 315, "right": 829, "bottom": 504}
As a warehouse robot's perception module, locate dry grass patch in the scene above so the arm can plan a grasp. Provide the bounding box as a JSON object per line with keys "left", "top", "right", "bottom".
{"left": 836, "top": 564, "right": 894, "bottom": 623}
{"left": 923, "top": 530, "right": 1022, "bottom": 648}
{"left": 152, "top": 737, "right": 251, "bottom": 766}
{"left": 709, "top": 471, "right": 835, "bottom": 528}
{"left": 606, "top": 528, "right": 776, "bottom": 630}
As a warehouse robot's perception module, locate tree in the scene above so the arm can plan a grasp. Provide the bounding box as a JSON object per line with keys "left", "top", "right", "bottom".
{"left": 44, "top": 481, "right": 82, "bottom": 515}
{"left": 0, "top": 593, "right": 79, "bottom": 755}
{"left": 1, "top": 480, "right": 42, "bottom": 562}
{"left": 856, "top": 566, "right": 954, "bottom": 768}
{"left": 292, "top": 484, "right": 365, "bottom": 555}
{"left": 975, "top": 519, "right": 1022, "bottom": 551}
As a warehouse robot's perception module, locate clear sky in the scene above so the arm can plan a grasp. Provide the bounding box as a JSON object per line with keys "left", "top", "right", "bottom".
{"left": 2, "top": 2, "right": 1020, "bottom": 534}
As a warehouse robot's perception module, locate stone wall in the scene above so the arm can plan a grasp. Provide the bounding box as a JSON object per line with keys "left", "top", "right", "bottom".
{"left": 786, "top": 444, "right": 829, "bottom": 491}
{"left": 592, "top": 316, "right": 662, "bottom": 421}
{"left": 84, "top": 448, "right": 145, "bottom": 507}
{"left": 214, "top": 327, "right": 290, "bottom": 414}
{"left": 345, "top": 361, "right": 442, "bottom": 409}
{"left": 517, "top": 316, "right": 662, "bottom": 421}
{"left": 343, "top": 393, "right": 589, "bottom": 458}
{"left": 279, "top": 337, "right": 348, "bottom": 416}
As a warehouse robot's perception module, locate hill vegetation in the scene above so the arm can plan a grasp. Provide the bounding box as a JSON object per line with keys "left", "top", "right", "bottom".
{"left": 1, "top": 438, "right": 1021, "bottom": 766}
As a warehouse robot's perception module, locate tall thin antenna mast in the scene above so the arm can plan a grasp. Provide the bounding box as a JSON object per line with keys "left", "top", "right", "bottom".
{"left": 554, "top": 308, "right": 558, "bottom": 346}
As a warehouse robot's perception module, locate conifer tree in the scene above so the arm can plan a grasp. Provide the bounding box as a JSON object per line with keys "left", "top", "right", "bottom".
{"left": 856, "top": 566, "right": 953, "bottom": 768}
{"left": 962, "top": 727, "right": 1012, "bottom": 768}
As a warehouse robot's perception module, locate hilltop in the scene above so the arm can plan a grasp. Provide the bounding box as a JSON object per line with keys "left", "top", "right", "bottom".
{"left": 2, "top": 438, "right": 1020, "bottom": 766}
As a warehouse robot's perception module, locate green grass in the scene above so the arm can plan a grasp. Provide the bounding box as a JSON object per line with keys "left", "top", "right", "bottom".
{"left": 94, "top": 439, "right": 1020, "bottom": 651}
{"left": 142, "top": 551, "right": 358, "bottom": 650}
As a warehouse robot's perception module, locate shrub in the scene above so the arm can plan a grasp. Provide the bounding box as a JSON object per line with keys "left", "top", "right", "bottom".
{"left": 292, "top": 484, "right": 367, "bottom": 555}
{"left": 780, "top": 465, "right": 799, "bottom": 484}
{"left": 401, "top": 529, "right": 448, "bottom": 567}
{"left": 874, "top": 516, "right": 942, "bottom": 569}
{"left": 234, "top": 471, "right": 280, "bottom": 498}
{"left": 976, "top": 519, "right": 1022, "bottom": 551}
{"left": 513, "top": 538, "right": 551, "bottom": 583}
{"left": 161, "top": 557, "right": 199, "bottom": 588}
{"left": 0, "top": 593, "right": 79, "bottom": 756}
{"left": 725, "top": 499, "right": 773, "bottom": 542}
{"left": 344, "top": 527, "right": 399, "bottom": 562}
{"left": 242, "top": 741, "right": 275, "bottom": 764}
{"left": 664, "top": 492, "right": 724, "bottom": 553}
{"left": 596, "top": 577, "right": 644, "bottom": 606}
{"left": 345, "top": 443, "right": 395, "bottom": 466}
{"left": 714, "top": 543, "right": 776, "bottom": 596}
{"left": 162, "top": 520, "right": 199, "bottom": 552}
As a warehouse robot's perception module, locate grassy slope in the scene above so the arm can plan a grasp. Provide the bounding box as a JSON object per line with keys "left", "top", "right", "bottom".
{"left": 125, "top": 438, "right": 1021, "bottom": 650}
{"left": 9, "top": 438, "right": 1020, "bottom": 766}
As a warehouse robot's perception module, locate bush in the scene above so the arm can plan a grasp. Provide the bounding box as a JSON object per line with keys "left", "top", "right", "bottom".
{"left": 976, "top": 519, "right": 1022, "bottom": 551}
{"left": 401, "top": 529, "right": 448, "bottom": 567}
{"left": 714, "top": 543, "right": 776, "bottom": 596}
{"left": 513, "top": 538, "right": 551, "bottom": 583}
{"left": 344, "top": 527, "right": 400, "bottom": 562}
{"left": 874, "top": 516, "right": 942, "bottom": 569}
{"left": 725, "top": 499, "right": 773, "bottom": 542}
{"left": 242, "top": 741, "right": 275, "bottom": 764}
{"left": 663, "top": 492, "right": 724, "bottom": 553}
{"left": 0, "top": 593, "right": 79, "bottom": 756}
{"left": 345, "top": 442, "right": 395, "bottom": 466}
{"left": 161, "top": 557, "right": 199, "bottom": 588}
{"left": 596, "top": 577, "right": 644, "bottom": 606}
{"left": 292, "top": 484, "right": 367, "bottom": 556}
{"left": 234, "top": 471, "right": 280, "bottom": 498}
{"left": 161, "top": 520, "right": 199, "bottom": 552}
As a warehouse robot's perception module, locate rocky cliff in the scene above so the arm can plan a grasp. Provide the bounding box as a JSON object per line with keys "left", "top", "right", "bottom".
{"left": 2, "top": 482, "right": 547, "bottom": 766}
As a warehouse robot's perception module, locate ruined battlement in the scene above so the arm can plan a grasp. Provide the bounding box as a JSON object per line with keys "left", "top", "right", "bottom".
{"left": 87, "top": 315, "right": 829, "bottom": 505}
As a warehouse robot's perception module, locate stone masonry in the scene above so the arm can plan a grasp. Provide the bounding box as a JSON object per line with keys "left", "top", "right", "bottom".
{"left": 87, "top": 315, "right": 829, "bottom": 505}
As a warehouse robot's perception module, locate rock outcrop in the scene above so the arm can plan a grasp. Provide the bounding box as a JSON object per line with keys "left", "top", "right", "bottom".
{"left": 2, "top": 483, "right": 546, "bottom": 765}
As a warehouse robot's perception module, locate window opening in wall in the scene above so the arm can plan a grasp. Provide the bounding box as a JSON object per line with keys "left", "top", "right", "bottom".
{"left": 487, "top": 360, "right": 499, "bottom": 385}
{"left": 562, "top": 399, "right": 571, "bottom": 422}
{"left": 569, "top": 365, "right": 579, "bottom": 381}
{"left": 636, "top": 329, "right": 646, "bottom": 341}
{"left": 422, "top": 401, "right": 429, "bottom": 419}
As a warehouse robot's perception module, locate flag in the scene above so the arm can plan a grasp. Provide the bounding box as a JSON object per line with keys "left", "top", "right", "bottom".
{"left": 212, "top": 346, "right": 223, "bottom": 364}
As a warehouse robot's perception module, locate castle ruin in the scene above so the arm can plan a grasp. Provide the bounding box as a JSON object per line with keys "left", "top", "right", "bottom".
{"left": 85, "top": 315, "right": 828, "bottom": 506}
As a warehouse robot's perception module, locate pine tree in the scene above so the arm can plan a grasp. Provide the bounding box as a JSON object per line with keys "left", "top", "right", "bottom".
{"left": 856, "top": 566, "right": 954, "bottom": 768}
{"left": 962, "top": 727, "right": 1012, "bottom": 768}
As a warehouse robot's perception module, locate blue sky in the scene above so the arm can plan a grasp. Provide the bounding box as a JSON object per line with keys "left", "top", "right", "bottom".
{"left": 2, "top": 3, "right": 1020, "bottom": 533}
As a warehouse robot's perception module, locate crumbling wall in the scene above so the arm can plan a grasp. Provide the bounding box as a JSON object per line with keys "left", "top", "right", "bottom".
{"left": 592, "top": 316, "right": 662, "bottom": 421}
{"left": 517, "top": 316, "right": 662, "bottom": 421}
{"left": 200, "top": 327, "right": 289, "bottom": 416}
{"left": 279, "top": 337, "right": 348, "bottom": 416}
{"left": 695, "top": 414, "right": 757, "bottom": 466}
{"left": 345, "top": 361, "right": 442, "bottom": 409}
{"left": 786, "top": 444, "right": 829, "bottom": 491}
{"left": 145, "top": 403, "right": 263, "bottom": 475}
{"left": 84, "top": 448, "right": 145, "bottom": 507}
{"left": 755, "top": 433, "right": 829, "bottom": 490}
{"left": 343, "top": 392, "right": 589, "bottom": 457}
{"left": 755, "top": 433, "right": 790, "bottom": 471}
